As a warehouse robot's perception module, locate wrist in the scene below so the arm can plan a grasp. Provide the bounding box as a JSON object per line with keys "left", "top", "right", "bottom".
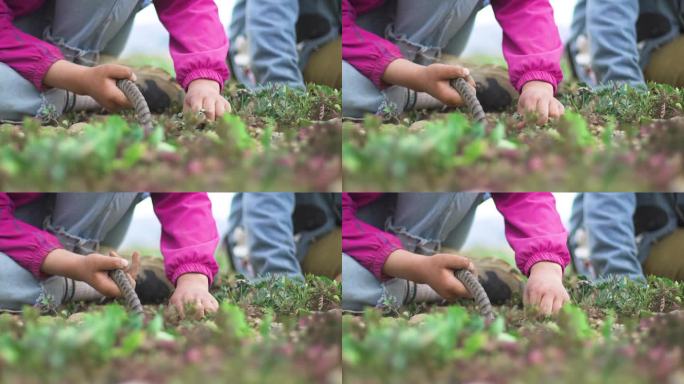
{"left": 44, "top": 60, "right": 90, "bottom": 94}
{"left": 176, "top": 272, "right": 209, "bottom": 288}
{"left": 188, "top": 78, "right": 220, "bottom": 92}
{"left": 521, "top": 80, "right": 553, "bottom": 94}
{"left": 529, "top": 261, "right": 562, "bottom": 277}
{"left": 41, "top": 249, "right": 84, "bottom": 280}
{"left": 383, "top": 249, "right": 428, "bottom": 283}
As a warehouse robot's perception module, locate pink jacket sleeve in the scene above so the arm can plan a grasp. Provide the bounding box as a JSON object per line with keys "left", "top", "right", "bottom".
{"left": 151, "top": 193, "right": 220, "bottom": 285}
{"left": 0, "top": 1, "right": 64, "bottom": 91}
{"left": 492, "top": 193, "right": 570, "bottom": 276}
{"left": 341, "top": 193, "right": 402, "bottom": 280}
{"left": 491, "top": 0, "right": 563, "bottom": 93}
{"left": 0, "top": 193, "right": 62, "bottom": 278}
{"left": 342, "top": 0, "right": 403, "bottom": 89}
{"left": 154, "top": 0, "right": 230, "bottom": 91}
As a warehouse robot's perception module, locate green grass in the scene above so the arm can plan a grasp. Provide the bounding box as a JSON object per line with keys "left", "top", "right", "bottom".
{"left": 343, "top": 83, "right": 684, "bottom": 190}
{"left": 0, "top": 275, "right": 341, "bottom": 384}
{"left": 343, "top": 275, "right": 684, "bottom": 384}
{"left": 0, "top": 83, "right": 341, "bottom": 191}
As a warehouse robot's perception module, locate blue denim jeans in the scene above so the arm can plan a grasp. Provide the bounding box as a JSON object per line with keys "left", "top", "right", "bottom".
{"left": 228, "top": 0, "right": 341, "bottom": 89}
{"left": 0, "top": 0, "right": 146, "bottom": 122}
{"left": 226, "top": 193, "right": 340, "bottom": 281}
{"left": 342, "top": 193, "right": 484, "bottom": 311}
{"left": 342, "top": 0, "right": 482, "bottom": 118}
{"left": 569, "top": 193, "right": 684, "bottom": 281}
{"left": 0, "top": 193, "right": 143, "bottom": 311}
{"left": 567, "top": 0, "right": 684, "bottom": 87}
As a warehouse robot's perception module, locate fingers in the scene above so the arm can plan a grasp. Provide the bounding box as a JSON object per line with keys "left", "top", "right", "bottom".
{"left": 202, "top": 98, "right": 216, "bottom": 121}
{"left": 539, "top": 293, "right": 554, "bottom": 315}
{"left": 440, "top": 253, "right": 473, "bottom": 271}
{"left": 535, "top": 98, "right": 549, "bottom": 125}
{"left": 203, "top": 296, "right": 219, "bottom": 314}
{"left": 433, "top": 64, "right": 470, "bottom": 80}
{"left": 548, "top": 100, "right": 565, "bottom": 120}
{"left": 94, "top": 275, "right": 123, "bottom": 297}
{"left": 441, "top": 274, "right": 470, "bottom": 300}
{"left": 437, "top": 86, "right": 464, "bottom": 106}
{"left": 552, "top": 296, "right": 565, "bottom": 314}
{"left": 103, "top": 64, "right": 135, "bottom": 80}
{"left": 127, "top": 251, "right": 140, "bottom": 287}
{"left": 215, "top": 99, "right": 228, "bottom": 120}
{"left": 171, "top": 293, "right": 218, "bottom": 320}
{"left": 94, "top": 254, "right": 129, "bottom": 271}
{"left": 103, "top": 83, "right": 132, "bottom": 111}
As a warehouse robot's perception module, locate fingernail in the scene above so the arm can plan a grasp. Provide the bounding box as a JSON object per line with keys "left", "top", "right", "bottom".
{"left": 131, "top": 73, "right": 137, "bottom": 81}
{"left": 120, "top": 259, "right": 129, "bottom": 268}
{"left": 464, "top": 69, "right": 470, "bottom": 75}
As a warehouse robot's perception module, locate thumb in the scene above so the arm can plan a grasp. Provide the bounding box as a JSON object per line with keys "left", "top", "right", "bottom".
{"left": 103, "top": 64, "right": 135, "bottom": 80}
{"left": 435, "top": 64, "right": 470, "bottom": 80}
{"left": 94, "top": 254, "right": 128, "bottom": 271}
{"left": 440, "top": 254, "right": 472, "bottom": 271}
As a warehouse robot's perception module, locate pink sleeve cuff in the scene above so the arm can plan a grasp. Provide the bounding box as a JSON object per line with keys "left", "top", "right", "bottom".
{"left": 374, "top": 242, "right": 401, "bottom": 281}
{"left": 515, "top": 70, "right": 559, "bottom": 94}
{"left": 170, "top": 262, "right": 215, "bottom": 286}
{"left": 521, "top": 252, "right": 567, "bottom": 277}
{"left": 371, "top": 54, "right": 403, "bottom": 90}
{"left": 180, "top": 68, "right": 226, "bottom": 91}
{"left": 30, "top": 243, "right": 63, "bottom": 280}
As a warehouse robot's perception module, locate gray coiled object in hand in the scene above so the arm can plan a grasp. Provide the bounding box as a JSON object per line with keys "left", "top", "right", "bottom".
{"left": 116, "top": 79, "right": 153, "bottom": 135}
{"left": 108, "top": 268, "right": 144, "bottom": 315}
{"left": 450, "top": 77, "right": 486, "bottom": 124}
{"left": 454, "top": 269, "right": 495, "bottom": 322}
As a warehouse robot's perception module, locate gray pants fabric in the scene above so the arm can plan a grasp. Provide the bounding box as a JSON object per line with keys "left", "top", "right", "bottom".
{"left": 228, "top": 0, "right": 341, "bottom": 89}
{"left": 0, "top": 0, "right": 144, "bottom": 122}
{"left": 342, "top": 193, "right": 483, "bottom": 311}
{"left": 0, "top": 193, "right": 143, "bottom": 311}
{"left": 226, "top": 193, "right": 340, "bottom": 281}
{"left": 342, "top": 0, "right": 482, "bottom": 118}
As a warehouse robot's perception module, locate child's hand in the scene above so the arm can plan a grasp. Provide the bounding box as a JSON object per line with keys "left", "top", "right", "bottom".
{"left": 170, "top": 273, "right": 219, "bottom": 319}
{"left": 42, "top": 248, "right": 132, "bottom": 297}
{"left": 78, "top": 252, "right": 141, "bottom": 298}
{"left": 524, "top": 261, "right": 570, "bottom": 315}
{"left": 184, "top": 79, "right": 231, "bottom": 121}
{"left": 417, "top": 253, "right": 476, "bottom": 301}
{"left": 43, "top": 60, "right": 135, "bottom": 111}
{"left": 383, "top": 249, "right": 475, "bottom": 301}
{"left": 82, "top": 64, "right": 136, "bottom": 111}
{"left": 518, "top": 80, "right": 565, "bottom": 125}
{"left": 383, "top": 59, "right": 475, "bottom": 106}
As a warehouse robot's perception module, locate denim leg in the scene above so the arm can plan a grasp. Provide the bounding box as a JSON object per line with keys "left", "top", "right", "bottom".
{"left": 0, "top": 64, "right": 67, "bottom": 123}
{"left": 578, "top": 193, "right": 645, "bottom": 281}
{"left": 0, "top": 7, "right": 61, "bottom": 122}
{"left": 442, "top": 6, "right": 478, "bottom": 57}
{"left": 341, "top": 61, "right": 389, "bottom": 118}
{"left": 342, "top": 0, "right": 480, "bottom": 118}
{"left": 46, "top": 0, "right": 142, "bottom": 65}
{"left": 228, "top": 0, "right": 249, "bottom": 84}
{"left": 244, "top": 0, "right": 303, "bottom": 88}
{"left": 341, "top": 193, "right": 481, "bottom": 311}
{"left": 0, "top": 253, "right": 69, "bottom": 312}
{"left": 227, "top": 193, "right": 301, "bottom": 280}
{"left": 46, "top": 193, "right": 143, "bottom": 253}
{"left": 387, "top": 193, "right": 482, "bottom": 255}
{"left": 0, "top": 197, "right": 63, "bottom": 311}
{"left": 389, "top": 0, "right": 481, "bottom": 64}
{"left": 342, "top": 253, "right": 387, "bottom": 311}
{"left": 231, "top": 0, "right": 340, "bottom": 88}
{"left": 0, "top": 193, "right": 142, "bottom": 311}
{"left": 441, "top": 200, "right": 478, "bottom": 250}
{"left": 0, "top": 1, "right": 142, "bottom": 121}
